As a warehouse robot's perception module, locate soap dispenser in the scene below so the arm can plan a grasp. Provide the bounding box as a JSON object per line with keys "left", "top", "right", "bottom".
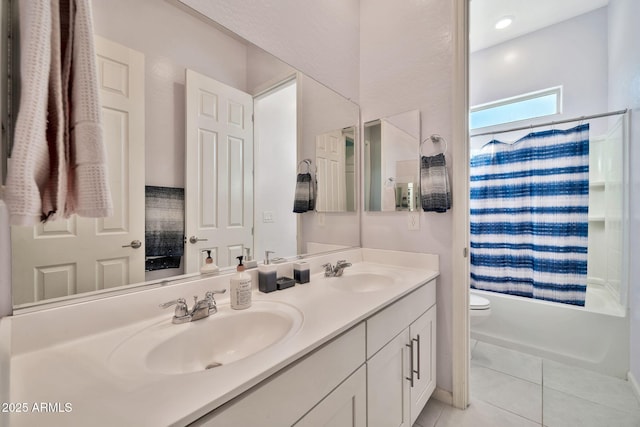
{"left": 230, "top": 256, "right": 252, "bottom": 310}
{"left": 244, "top": 247, "right": 258, "bottom": 269}
{"left": 258, "top": 250, "right": 277, "bottom": 293}
{"left": 200, "top": 250, "right": 219, "bottom": 274}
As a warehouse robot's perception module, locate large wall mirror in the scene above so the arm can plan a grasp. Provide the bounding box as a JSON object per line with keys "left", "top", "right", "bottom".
{"left": 364, "top": 110, "right": 420, "bottom": 212}
{"left": 8, "top": 0, "right": 359, "bottom": 308}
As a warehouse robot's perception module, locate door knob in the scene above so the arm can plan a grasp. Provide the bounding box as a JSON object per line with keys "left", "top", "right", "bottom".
{"left": 122, "top": 240, "right": 142, "bottom": 249}
{"left": 189, "top": 236, "right": 208, "bottom": 244}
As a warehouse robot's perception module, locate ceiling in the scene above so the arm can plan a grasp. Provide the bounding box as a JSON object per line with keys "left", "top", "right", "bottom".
{"left": 470, "top": 0, "right": 609, "bottom": 52}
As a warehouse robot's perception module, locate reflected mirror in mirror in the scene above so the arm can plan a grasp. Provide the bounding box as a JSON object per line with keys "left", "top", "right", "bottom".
{"left": 364, "top": 110, "right": 420, "bottom": 212}
{"left": 8, "top": 0, "right": 360, "bottom": 308}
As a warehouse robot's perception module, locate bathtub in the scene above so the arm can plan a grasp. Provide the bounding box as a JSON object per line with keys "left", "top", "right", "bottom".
{"left": 470, "top": 286, "right": 630, "bottom": 378}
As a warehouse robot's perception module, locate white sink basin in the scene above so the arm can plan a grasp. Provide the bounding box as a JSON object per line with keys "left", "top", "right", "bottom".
{"left": 328, "top": 272, "right": 395, "bottom": 293}
{"left": 108, "top": 300, "right": 303, "bottom": 376}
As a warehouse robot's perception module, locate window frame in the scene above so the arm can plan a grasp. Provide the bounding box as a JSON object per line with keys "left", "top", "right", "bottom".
{"left": 470, "top": 86, "right": 563, "bottom": 130}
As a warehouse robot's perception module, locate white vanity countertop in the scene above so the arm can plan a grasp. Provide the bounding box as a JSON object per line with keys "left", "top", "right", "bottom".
{"left": 6, "top": 250, "right": 438, "bottom": 426}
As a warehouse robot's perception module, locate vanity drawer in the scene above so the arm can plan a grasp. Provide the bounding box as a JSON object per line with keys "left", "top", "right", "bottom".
{"left": 366, "top": 280, "right": 436, "bottom": 358}
{"left": 192, "top": 322, "right": 366, "bottom": 426}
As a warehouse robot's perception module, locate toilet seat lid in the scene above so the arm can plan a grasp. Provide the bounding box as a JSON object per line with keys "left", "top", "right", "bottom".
{"left": 470, "top": 294, "right": 490, "bottom": 310}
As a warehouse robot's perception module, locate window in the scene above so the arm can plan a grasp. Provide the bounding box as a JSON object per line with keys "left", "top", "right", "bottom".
{"left": 470, "top": 86, "right": 562, "bottom": 130}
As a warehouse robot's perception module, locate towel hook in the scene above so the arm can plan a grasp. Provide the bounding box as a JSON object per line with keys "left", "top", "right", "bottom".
{"left": 420, "top": 134, "right": 448, "bottom": 156}
{"left": 297, "top": 158, "right": 313, "bottom": 174}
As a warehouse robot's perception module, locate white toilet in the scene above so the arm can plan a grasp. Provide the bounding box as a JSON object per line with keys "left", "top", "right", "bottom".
{"left": 470, "top": 292, "right": 491, "bottom": 326}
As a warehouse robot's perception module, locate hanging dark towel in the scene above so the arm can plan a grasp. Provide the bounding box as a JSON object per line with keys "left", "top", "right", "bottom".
{"left": 145, "top": 186, "right": 184, "bottom": 271}
{"left": 421, "top": 153, "right": 451, "bottom": 213}
{"left": 293, "top": 173, "right": 315, "bottom": 213}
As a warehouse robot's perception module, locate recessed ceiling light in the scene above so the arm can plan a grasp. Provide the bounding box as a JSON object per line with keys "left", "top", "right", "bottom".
{"left": 495, "top": 16, "right": 514, "bottom": 30}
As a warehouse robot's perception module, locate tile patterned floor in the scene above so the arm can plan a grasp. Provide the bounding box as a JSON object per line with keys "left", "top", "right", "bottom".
{"left": 414, "top": 340, "right": 640, "bottom": 427}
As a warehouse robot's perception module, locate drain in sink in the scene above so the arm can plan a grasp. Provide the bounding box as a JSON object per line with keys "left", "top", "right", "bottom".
{"left": 205, "top": 362, "right": 223, "bottom": 370}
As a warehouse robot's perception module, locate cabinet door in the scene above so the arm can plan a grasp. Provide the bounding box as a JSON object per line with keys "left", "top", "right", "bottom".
{"left": 409, "top": 306, "right": 437, "bottom": 425}
{"left": 295, "top": 365, "right": 366, "bottom": 427}
{"left": 367, "top": 329, "right": 411, "bottom": 427}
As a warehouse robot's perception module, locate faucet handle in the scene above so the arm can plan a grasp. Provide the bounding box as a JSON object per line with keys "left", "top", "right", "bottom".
{"left": 205, "top": 289, "right": 227, "bottom": 313}
{"left": 322, "top": 262, "right": 334, "bottom": 276}
{"left": 159, "top": 298, "right": 189, "bottom": 318}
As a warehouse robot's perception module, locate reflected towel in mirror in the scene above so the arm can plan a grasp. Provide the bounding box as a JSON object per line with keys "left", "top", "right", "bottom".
{"left": 293, "top": 172, "right": 316, "bottom": 213}
{"left": 145, "top": 186, "right": 184, "bottom": 271}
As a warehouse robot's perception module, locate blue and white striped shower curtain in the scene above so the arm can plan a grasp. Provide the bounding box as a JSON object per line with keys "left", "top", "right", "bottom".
{"left": 470, "top": 124, "right": 589, "bottom": 306}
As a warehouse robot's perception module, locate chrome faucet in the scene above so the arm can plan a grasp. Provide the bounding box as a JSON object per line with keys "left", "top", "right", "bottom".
{"left": 322, "top": 260, "right": 352, "bottom": 277}
{"left": 160, "top": 289, "right": 226, "bottom": 324}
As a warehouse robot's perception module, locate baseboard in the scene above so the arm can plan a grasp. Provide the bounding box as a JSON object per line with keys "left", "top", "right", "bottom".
{"left": 432, "top": 387, "right": 453, "bottom": 406}
{"left": 629, "top": 371, "right": 640, "bottom": 404}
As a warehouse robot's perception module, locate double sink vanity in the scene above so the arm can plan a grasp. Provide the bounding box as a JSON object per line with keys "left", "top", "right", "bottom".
{"left": 1, "top": 248, "right": 438, "bottom": 426}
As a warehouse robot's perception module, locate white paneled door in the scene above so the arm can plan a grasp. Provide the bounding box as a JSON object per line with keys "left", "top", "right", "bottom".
{"left": 11, "top": 37, "right": 145, "bottom": 305}
{"left": 184, "top": 69, "right": 253, "bottom": 272}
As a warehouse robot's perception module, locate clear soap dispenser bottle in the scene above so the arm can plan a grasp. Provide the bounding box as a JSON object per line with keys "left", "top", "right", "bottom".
{"left": 230, "top": 256, "right": 252, "bottom": 310}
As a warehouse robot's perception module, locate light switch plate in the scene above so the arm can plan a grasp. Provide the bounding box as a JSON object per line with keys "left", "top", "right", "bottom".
{"left": 408, "top": 211, "right": 419, "bottom": 230}
{"left": 262, "top": 211, "right": 275, "bottom": 223}
{"left": 317, "top": 212, "right": 325, "bottom": 226}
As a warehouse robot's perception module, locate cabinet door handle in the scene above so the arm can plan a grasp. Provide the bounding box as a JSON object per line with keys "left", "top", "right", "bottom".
{"left": 405, "top": 340, "right": 415, "bottom": 387}
{"left": 413, "top": 334, "right": 421, "bottom": 380}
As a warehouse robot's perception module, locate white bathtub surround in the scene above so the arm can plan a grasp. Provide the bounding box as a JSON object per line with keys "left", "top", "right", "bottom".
{"left": 470, "top": 287, "right": 629, "bottom": 378}
{"left": 1, "top": 248, "right": 438, "bottom": 426}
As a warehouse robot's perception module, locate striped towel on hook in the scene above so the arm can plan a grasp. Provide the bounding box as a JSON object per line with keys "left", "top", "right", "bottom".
{"left": 421, "top": 153, "right": 451, "bottom": 213}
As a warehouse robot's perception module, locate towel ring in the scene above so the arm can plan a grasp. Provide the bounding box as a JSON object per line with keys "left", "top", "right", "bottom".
{"left": 420, "top": 134, "right": 448, "bottom": 156}
{"left": 297, "top": 159, "right": 313, "bottom": 174}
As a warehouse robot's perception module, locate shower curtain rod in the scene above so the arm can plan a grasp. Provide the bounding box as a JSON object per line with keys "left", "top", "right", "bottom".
{"left": 469, "top": 108, "right": 628, "bottom": 138}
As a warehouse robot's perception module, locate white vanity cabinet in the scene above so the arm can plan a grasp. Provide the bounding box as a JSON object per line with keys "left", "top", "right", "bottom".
{"left": 294, "top": 365, "right": 367, "bottom": 426}
{"left": 192, "top": 323, "right": 366, "bottom": 426}
{"left": 366, "top": 281, "right": 437, "bottom": 427}
{"left": 191, "top": 279, "right": 436, "bottom": 427}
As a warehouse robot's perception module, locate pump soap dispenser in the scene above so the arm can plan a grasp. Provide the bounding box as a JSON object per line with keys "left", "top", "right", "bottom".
{"left": 244, "top": 247, "right": 258, "bottom": 269}
{"left": 200, "top": 250, "right": 219, "bottom": 274}
{"left": 230, "top": 256, "right": 252, "bottom": 310}
{"left": 258, "top": 250, "right": 277, "bottom": 293}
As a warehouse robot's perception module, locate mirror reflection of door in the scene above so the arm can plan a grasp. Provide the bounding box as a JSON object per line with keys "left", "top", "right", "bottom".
{"left": 315, "top": 130, "right": 347, "bottom": 212}
{"left": 184, "top": 69, "right": 254, "bottom": 272}
{"left": 10, "top": 37, "right": 146, "bottom": 305}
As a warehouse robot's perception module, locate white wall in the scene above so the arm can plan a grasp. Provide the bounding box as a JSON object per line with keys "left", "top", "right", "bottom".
{"left": 470, "top": 8, "right": 609, "bottom": 148}
{"left": 607, "top": 0, "right": 640, "bottom": 388}
{"left": 178, "top": 0, "right": 360, "bottom": 103}
{"left": 360, "top": 0, "right": 455, "bottom": 393}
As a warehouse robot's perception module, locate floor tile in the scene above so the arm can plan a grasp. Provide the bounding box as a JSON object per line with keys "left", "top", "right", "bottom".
{"left": 471, "top": 365, "right": 542, "bottom": 423}
{"left": 422, "top": 398, "right": 540, "bottom": 427}
{"left": 414, "top": 398, "right": 445, "bottom": 427}
{"left": 543, "top": 359, "right": 640, "bottom": 413}
{"left": 472, "top": 341, "right": 542, "bottom": 384}
{"left": 543, "top": 387, "right": 640, "bottom": 427}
